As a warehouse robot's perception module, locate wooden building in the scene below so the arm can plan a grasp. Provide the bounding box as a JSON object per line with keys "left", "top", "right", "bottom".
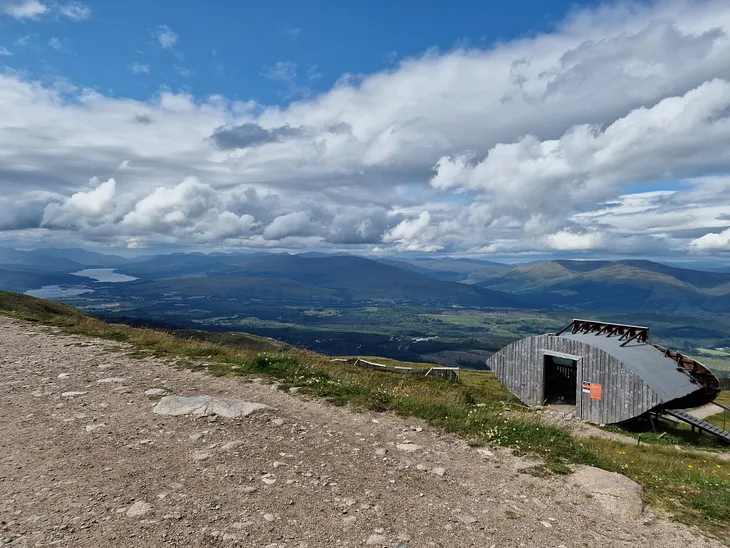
{"left": 486, "top": 319, "right": 721, "bottom": 425}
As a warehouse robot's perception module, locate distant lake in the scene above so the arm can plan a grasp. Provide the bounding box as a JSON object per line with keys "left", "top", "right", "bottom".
{"left": 72, "top": 268, "right": 138, "bottom": 282}
{"left": 25, "top": 285, "right": 94, "bottom": 299}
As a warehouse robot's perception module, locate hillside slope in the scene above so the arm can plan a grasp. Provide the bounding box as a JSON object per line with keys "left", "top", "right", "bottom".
{"left": 481, "top": 260, "right": 730, "bottom": 312}
{"left": 123, "top": 254, "right": 527, "bottom": 308}
{"left": 1, "top": 314, "right": 726, "bottom": 546}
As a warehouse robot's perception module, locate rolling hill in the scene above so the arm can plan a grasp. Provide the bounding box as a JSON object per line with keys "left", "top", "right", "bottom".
{"left": 480, "top": 260, "right": 730, "bottom": 312}
{"left": 125, "top": 254, "right": 527, "bottom": 308}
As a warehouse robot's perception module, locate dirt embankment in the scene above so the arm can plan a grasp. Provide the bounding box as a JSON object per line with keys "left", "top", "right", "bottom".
{"left": 0, "top": 317, "right": 724, "bottom": 547}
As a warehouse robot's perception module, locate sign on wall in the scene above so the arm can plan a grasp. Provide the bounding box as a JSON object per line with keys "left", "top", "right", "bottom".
{"left": 582, "top": 382, "right": 603, "bottom": 400}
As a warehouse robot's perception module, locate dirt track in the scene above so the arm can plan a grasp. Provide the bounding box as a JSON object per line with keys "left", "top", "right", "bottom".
{"left": 0, "top": 316, "right": 724, "bottom": 547}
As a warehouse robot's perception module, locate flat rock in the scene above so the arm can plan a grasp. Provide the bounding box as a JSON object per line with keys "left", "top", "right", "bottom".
{"left": 153, "top": 395, "right": 269, "bottom": 418}
{"left": 457, "top": 514, "right": 477, "bottom": 525}
{"left": 192, "top": 450, "right": 212, "bottom": 462}
{"left": 126, "top": 501, "right": 152, "bottom": 517}
{"left": 431, "top": 467, "right": 446, "bottom": 477}
{"left": 366, "top": 534, "right": 387, "bottom": 545}
{"left": 396, "top": 443, "right": 422, "bottom": 453}
{"left": 96, "top": 377, "right": 126, "bottom": 383}
{"left": 569, "top": 465, "right": 644, "bottom": 519}
{"left": 220, "top": 440, "right": 245, "bottom": 451}
{"left": 61, "top": 391, "right": 88, "bottom": 398}
{"left": 144, "top": 388, "right": 169, "bottom": 397}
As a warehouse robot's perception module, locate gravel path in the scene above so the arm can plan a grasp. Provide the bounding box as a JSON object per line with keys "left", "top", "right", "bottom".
{"left": 0, "top": 316, "right": 724, "bottom": 547}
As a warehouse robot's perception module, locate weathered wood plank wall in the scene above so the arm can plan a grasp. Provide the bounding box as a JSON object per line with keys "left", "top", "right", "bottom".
{"left": 486, "top": 335, "right": 662, "bottom": 424}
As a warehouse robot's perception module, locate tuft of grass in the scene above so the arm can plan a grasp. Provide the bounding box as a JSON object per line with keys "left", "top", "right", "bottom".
{"left": 1, "top": 290, "right": 729, "bottom": 538}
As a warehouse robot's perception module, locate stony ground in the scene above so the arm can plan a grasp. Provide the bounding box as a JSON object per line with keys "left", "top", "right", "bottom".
{"left": 0, "top": 316, "right": 726, "bottom": 548}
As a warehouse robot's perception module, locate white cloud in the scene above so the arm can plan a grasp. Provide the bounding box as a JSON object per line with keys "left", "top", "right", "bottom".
{"left": 0, "top": 0, "right": 46, "bottom": 19}
{"left": 544, "top": 231, "right": 607, "bottom": 251}
{"left": 155, "top": 25, "right": 178, "bottom": 50}
{"left": 0, "top": 46, "right": 11, "bottom": 56}
{"left": 0, "top": 0, "right": 90, "bottom": 20}
{"left": 690, "top": 227, "right": 730, "bottom": 252}
{"left": 58, "top": 1, "right": 90, "bottom": 21}
{"left": 3, "top": 0, "right": 730, "bottom": 256}
{"left": 42, "top": 178, "right": 118, "bottom": 228}
{"left": 263, "top": 61, "right": 297, "bottom": 83}
{"left": 129, "top": 62, "right": 150, "bottom": 74}
{"left": 48, "top": 37, "right": 61, "bottom": 50}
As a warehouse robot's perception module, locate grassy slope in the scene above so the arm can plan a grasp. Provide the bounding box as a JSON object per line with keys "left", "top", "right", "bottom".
{"left": 0, "top": 290, "right": 728, "bottom": 538}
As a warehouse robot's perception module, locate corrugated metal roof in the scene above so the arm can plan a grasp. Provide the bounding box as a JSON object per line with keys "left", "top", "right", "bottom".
{"left": 559, "top": 331, "right": 701, "bottom": 402}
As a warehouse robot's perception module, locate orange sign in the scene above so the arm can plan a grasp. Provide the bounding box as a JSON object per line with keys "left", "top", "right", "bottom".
{"left": 590, "top": 383, "right": 603, "bottom": 400}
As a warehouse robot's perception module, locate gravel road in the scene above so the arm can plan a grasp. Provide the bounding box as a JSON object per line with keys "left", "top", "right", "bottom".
{"left": 0, "top": 316, "right": 724, "bottom": 547}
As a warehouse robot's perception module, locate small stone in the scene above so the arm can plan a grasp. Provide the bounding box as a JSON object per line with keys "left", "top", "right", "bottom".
{"left": 189, "top": 433, "right": 205, "bottom": 441}
{"left": 144, "top": 388, "right": 169, "bottom": 397}
{"left": 126, "top": 501, "right": 152, "bottom": 517}
{"left": 96, "top": 377, "right": 126, "bottom": 384}
{"left": 273, "top": 461, "right": 285, "bottom": 468}
{"left": 288, "top": 387, "right": 300, "bottom": 394}
{"left": 220, "top": 440, "right": 245, "bottom": 451}
{"left": 343, "top": 516, "right": 357, "bottom": 526}
{"left": 476, "top": 448, "right": 494, "bottom": 458}
{"left": 540, "top": 521, "right": 552, "bottom": 528}
{"left": 162, "top": 513, "right": 182, "bottom": 520}
{"left": 192, "top": 450, "right": 211, "bottom": 462}
{"left": 263, "top": 513, "right": 275, "bottom": 522}
{"left": 61, "top": 391, "right": 88, "bottom": 398}
{"left": 366, "top": 534, "right": 387, "bottom": 545}
{"left": 85, "top": 423, "right": 106, "bottom": 433}
{"left": 375, "top": 448, "right": 387, "bottom": 456}
{"left": 457, "top": 514, "right": 477, "bottom": 525}
{"left": 431, "top": 467, "right": 446, "bottom": 477}
{"left": 416, "top": 464, "right": 427, "bottom": 471}
{"left": 241, "top": 486, "right": 258, "bottom": 494}
{"left": 57, "top": 373, "right": 70, "bottom": 379}
{"left": 271, "top": 418, "right": 285, "bottom": 426}
{"left": 261, "top": 473, "right": 277, "bottom": 485}
{"left": 396, "top": 443, "right": 421, "bottom": 453}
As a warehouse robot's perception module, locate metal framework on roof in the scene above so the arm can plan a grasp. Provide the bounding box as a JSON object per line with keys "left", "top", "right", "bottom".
{"left": 555, "top": 319, "right": 649, "bottom": 346}
{"left": 486, "top": 318, "right": 721, "bottom": 425}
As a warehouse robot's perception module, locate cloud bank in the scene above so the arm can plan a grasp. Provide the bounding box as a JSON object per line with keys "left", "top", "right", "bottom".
{"left": 2, "top": 0, "right": 730, "bottom": 256}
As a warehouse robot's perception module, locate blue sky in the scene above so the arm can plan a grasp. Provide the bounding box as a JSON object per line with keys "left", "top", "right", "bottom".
{"left": 1, "top": 0, "right": 730, "bottom": 257}
{"left": 1, "top": 0, "right": 601, "bottom": 103}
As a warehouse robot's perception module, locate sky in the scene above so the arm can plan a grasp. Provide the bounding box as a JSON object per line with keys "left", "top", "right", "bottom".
{"left": 1, "top": 0, "right": 730, "bottom": 259}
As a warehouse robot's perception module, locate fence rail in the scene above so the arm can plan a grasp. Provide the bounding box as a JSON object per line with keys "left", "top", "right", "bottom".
{"left": 329, "top": 357, "right": 460, "bottom": 382}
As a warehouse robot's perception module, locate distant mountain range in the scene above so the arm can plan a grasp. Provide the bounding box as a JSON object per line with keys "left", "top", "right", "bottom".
{"left": 1, "top": 247, "right": 730, "bottom": 313}
{"left": 477, "top": 259, "right": 730, "bottom": 313}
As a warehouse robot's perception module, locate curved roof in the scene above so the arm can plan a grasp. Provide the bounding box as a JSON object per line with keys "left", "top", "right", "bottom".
{"left": 558, "top": 331, "right": 701, "bottom": 402}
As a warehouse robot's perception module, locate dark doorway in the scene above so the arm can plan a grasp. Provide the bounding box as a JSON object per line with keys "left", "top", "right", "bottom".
{"left": 543, "top": 355, "right": 577, "bottom": 405}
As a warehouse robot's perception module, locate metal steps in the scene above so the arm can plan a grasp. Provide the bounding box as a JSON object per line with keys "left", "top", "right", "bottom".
{"left": 663, "top": 408, "right": 730, "bottom": 444}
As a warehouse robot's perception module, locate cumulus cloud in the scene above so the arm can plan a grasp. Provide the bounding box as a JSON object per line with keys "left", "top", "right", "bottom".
{"left": 212, "top": 123, "right": 306, "bottom": 149}
{"left": 690, "top": 227, "right": 730, "bottom": 252}
{"left": 4, "top": 0, "right": 730, "bottom": 256}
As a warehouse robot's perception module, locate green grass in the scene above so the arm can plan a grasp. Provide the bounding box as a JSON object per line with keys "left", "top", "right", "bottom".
{"left": 604, "top": 416, "right": 730, "bottom": 451}
{"left": 1, "top": 289, "right": 729, "bottom": 539}
{"left": 716, "top": 391, "right": 730, "bottom": 408}
{"left": 705, "top": 410, "right": 730, "bottom": 430}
